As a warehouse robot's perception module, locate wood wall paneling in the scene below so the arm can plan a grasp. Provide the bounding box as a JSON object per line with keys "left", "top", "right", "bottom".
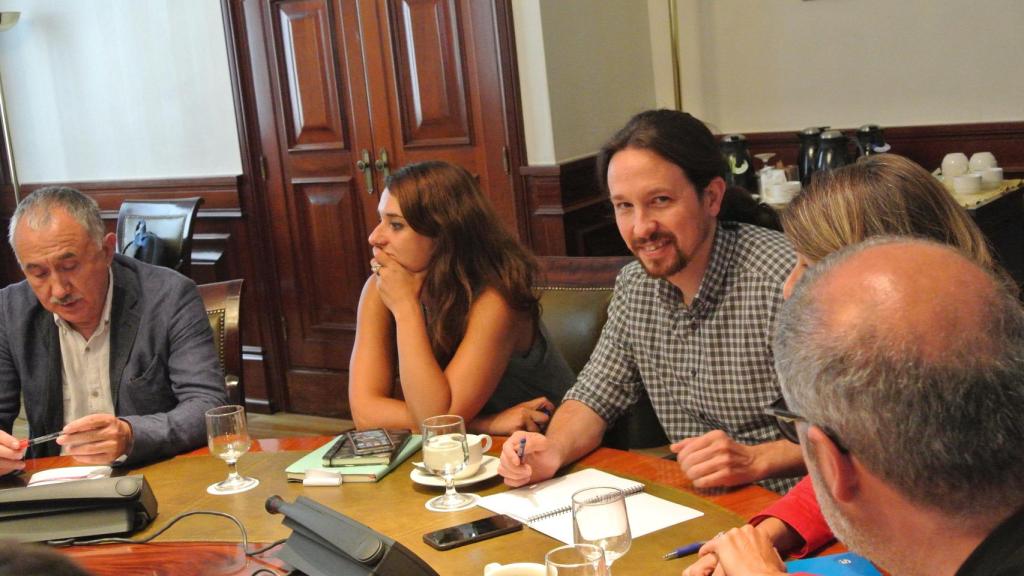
{"left": 522, "top": 157, "right": 627, "bottom": 257}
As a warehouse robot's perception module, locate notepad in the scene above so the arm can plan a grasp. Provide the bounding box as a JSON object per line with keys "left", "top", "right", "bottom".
{"left": 477, "top": 468, "right": 703, "bottom": 544}
{"left": 285, "top": 434, "right": 422, "bottom": 483}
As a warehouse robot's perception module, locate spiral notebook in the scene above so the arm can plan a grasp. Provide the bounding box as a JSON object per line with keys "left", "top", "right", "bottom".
{"left": 477, "top": 468, "right": 703, "bottom": 544}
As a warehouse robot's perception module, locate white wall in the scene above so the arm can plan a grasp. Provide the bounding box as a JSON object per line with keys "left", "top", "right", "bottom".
{"left": 0, "top": 0, "right": 241, "bottom": 183}
{"left": 677, "top": 0, "right": 1024, "bottom": 134}
{"left": 513, "top": 0, "right": 659, "bottom": 164}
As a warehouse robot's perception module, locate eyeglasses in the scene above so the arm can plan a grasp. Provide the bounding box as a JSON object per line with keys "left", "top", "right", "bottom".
{"left": 764, "top": 396, "right": 848, "bottom": 453}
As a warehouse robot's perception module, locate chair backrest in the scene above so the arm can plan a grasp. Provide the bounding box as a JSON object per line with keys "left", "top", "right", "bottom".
{"left": 116, "top": 197, "right": 203, "bottom": 275}
{"left": 535, "top": 256, "right": 631, "bottom": 375}
{"left": 196, "top": 279, "right": 244, "bottom": 406}
{"left": 535, "top": 256, "right": 668, "bottom": 450}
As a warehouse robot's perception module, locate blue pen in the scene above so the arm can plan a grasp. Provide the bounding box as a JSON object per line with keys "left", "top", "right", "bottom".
{"left": 517, "top": 437, "right": 526, "bottom": 462}
{"left": 663, "top": 540, "right": 705, "bottom": 560}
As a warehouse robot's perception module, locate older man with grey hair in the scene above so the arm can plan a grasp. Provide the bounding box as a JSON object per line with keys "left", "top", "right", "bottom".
{"left": 0, "top": 186, "right": 225, "bottom": 474}
{"left": 696, "top": 237, "right": 1024, "bottom": 576}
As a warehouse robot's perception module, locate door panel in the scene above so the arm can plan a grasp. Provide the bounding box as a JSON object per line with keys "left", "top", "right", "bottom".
{"left": 391, "top": 0, "right": 471, "bottom": 146}
{"left": 276, "top": 2, "right": 348, "bottom": 149}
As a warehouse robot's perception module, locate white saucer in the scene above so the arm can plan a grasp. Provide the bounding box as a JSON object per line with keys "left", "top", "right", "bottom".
{"left": 410, "top": 455, "right": 500, "bottom": 487}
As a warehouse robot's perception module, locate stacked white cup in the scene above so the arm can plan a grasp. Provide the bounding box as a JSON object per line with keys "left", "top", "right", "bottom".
{"left": 944, "top": 152, "right": 1002, "bottom": 195}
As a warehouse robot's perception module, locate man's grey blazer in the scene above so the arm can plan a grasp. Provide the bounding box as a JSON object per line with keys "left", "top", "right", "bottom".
{"left": 0, "top": 254, "right": 227, "bottom": 465}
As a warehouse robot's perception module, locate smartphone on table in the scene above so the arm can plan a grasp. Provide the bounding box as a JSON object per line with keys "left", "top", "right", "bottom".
{"left": 346, "top": 428, "right": 394, "bottom": 455}
{"left": 423, "top": 514, "right": 523, "bottom": 551}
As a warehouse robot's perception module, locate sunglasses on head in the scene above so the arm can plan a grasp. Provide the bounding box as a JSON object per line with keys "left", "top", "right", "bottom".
{"left": 764, "top": 396, "right": 848, "bottom": 453}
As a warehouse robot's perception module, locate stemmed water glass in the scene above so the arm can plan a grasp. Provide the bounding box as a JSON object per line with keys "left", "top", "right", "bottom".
{"left": 205, "top": 405, "right": 259, "bottom": 495}
{"left": 754, "top": 152, "right": 777, "bottom": 197}
{"left": 754, "top": 152, "right": 776, "bottom": 171}
{"left": 545, "top": 543, "right": 607, "bottom": 575}
{"left": 421, "top": 414, "right": 475, "bottom": 511}
{"left": 571, "top": 487, "right": 631, "bottom": 573}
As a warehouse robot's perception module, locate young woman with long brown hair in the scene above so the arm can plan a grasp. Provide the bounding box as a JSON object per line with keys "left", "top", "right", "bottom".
{"left": 348, "top": 161, "right": 574, "bottom": 434}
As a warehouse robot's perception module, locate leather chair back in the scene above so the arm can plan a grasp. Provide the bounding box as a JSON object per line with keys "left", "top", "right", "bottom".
{"left": 197, "top": 279, "right": 244, "bottom": 406}
{"left": 536, "top": 256, "right": 630, "bottom": 374}
{"left": 115, "top": 197, "right": 203, "bottom": 275}
{"left": 536, "top": 257, "right": 668, "bottom": 450}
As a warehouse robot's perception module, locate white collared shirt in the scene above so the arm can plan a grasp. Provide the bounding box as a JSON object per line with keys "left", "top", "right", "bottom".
{"left": 55, "top": 268, "right": 115, "bottom": 427}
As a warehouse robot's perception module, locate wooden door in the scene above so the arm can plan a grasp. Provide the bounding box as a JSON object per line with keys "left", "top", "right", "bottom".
{"left": 254, "top": 0, "right": 380, "bottom": 415}
{"left": 359, "top": 0, "right": 519, "bottom": 230}
{"left": 248, "top": 0, "right": 518, "bottom": 416}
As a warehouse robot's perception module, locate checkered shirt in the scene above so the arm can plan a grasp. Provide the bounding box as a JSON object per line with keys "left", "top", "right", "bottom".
{"left": 564, "top": 222, "right": 800, "bottom": 493}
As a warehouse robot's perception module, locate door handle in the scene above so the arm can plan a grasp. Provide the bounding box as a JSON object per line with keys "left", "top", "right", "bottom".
{"left": 375, "top": 148, "right": 390, "bottom": 181}
{"left": 356, "top": 149, "right": 374, "bottom": 194}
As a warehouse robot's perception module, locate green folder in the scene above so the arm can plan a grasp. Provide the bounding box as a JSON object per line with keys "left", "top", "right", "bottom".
{"left": 285, "top": 434, "right": 422, "bottom": 483}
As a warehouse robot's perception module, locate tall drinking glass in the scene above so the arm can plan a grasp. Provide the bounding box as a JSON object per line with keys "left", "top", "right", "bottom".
{"left": 571, "top": 487, "right": 631, "bottom": 572}
{"left": 205, "top": 405, "right": 259, "bottom": 495}
{"left": 545, "top": 543, "right": 607, "bottom": 575}
{"left": 421, "top": 415, "right": 474, "bottom": 511}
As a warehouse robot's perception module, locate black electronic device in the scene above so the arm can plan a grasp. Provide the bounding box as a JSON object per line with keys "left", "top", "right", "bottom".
{"left": 0, "top": 475, "right": 157, "bottom": 543}
{"left": 422, "top": 514, "right": 523, "bottom": 551}
{"left": 346, "top": 428, "right": 395, "bottom": 456}
{"left": 266, "top": 494, "right": 438, "bottom": 576}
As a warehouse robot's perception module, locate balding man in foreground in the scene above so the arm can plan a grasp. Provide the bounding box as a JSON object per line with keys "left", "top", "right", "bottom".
{"left": 695, "top": 238, "right": 1024, "bottom": 576}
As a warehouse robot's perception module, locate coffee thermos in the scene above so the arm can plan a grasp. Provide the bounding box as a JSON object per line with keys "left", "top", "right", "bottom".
{"left": 855, "top": 124, "right": 891, "bottom": 157}
{"left": 799, "top": 124, "right": 890, "bottom": 184}
{"left": 719, "top": 134, "right": 757, "bottom": 193}
{"left": 797, "top": 126, "right": 828, "bottom": 185}
{"left": 815, "top": 130, "right": 853, "bottom": 174}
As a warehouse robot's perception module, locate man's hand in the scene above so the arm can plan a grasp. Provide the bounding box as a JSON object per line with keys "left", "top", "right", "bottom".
{"left": 58, "top": 414, "right": 133, "bottom": 464}
{"left": 473, "top": 397, "right": 555, "bottom": 435}
{"left": 0, "top": 430, "right": 25, "bottom": 475}
{"left": 671, "top": 430, "right": 762, "bottom": 488}
{"left": 497, "top": 431, "right": 561, "bottom": 487}
{"left": 690, "top": 525, "right": 787, "bottom": 576}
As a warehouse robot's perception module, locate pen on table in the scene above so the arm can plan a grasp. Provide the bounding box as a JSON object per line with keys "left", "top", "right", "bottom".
{"left": 663, "top": 540, "right": 706, "bottom": 560}
{"left": 517, "top": 437, "right": 526, "bottom": 463}
{"left": 18, "top": 431, "right": 62, "bottom": 449}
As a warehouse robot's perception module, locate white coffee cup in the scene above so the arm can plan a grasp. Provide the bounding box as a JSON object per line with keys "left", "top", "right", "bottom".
{"left": 953, "top": 173, "right": 982, "bottom": 195}
{"left": 764, "top": 181, "right": 801, "bottom": 205}
{"left": 483, "top": 562, "right": 545, "bottom": 576}
{"left": 982, "top": 166, "right": 1004, "bottom": 188}
{"left": 969, "top": 151, "right": 998, "bottom": 173}
{"left": 452, "top": 433, "right": 492, "bottom": 479}
{"left": 942, "top": 153, "right": 969, "bottom": 179}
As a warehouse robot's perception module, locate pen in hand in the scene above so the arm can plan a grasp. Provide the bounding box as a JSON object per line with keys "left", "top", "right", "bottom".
{"left": 517, "top": 437, "right": 526, "bottom": 464}
{"left": 18, "top": 431, "right": 62, "bottom": 450}
{"left": 663, "top": 540, "right": 705, "bottom": 560}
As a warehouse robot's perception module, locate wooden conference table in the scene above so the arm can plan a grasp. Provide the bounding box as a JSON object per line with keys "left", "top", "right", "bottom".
{"left": 10, "top": 437, "right": 825, "bottom": 575}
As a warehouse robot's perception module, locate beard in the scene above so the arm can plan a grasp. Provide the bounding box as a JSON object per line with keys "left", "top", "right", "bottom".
{"left": 631, "top": 231, "right": 687, "bottom": 279}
